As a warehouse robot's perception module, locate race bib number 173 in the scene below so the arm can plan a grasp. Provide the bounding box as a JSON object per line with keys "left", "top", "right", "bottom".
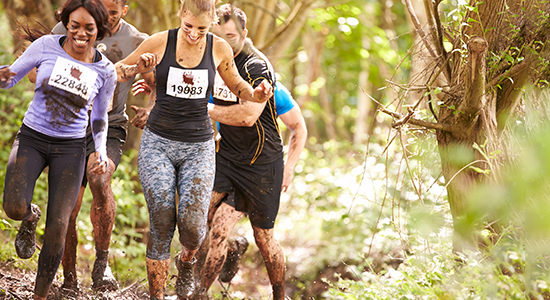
{"left": 48, "top": 56, "right": 98, "bottom": 101}
{"left": 166, "top": 67, "right": 208, "bottom": 99}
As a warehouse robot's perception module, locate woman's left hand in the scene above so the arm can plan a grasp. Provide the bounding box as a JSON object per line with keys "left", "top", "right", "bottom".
{"left": 137, "top": 53, "right": 158, "bottom": 74}
{"left": 252, "top": 80, "right": 273, "bottom": 103}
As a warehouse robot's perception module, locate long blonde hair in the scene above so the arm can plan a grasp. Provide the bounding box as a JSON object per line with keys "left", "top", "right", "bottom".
{"left": 177, "top": 0, "right": 219, "bottom": 23}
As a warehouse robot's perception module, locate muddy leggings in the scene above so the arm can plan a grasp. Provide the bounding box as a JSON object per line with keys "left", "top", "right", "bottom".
{"left": 138, "top": 128, "right": 215, "bottom": 261}
{"left": 2, "top": 124, "right": 85, "bottom": 297}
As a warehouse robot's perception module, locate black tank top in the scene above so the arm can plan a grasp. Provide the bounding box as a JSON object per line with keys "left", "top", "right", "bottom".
{"left": 146, "top": 29, "right": 215, "bottom": 142}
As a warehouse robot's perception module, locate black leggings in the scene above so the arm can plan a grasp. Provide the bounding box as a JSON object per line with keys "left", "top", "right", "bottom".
{"left": 2, "top": 124, "right": 85, "bottom": 297}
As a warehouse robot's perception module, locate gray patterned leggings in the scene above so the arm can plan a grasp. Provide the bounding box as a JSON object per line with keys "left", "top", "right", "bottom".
{"left": 138, "top": 128, "right": 215, "bottom": 260}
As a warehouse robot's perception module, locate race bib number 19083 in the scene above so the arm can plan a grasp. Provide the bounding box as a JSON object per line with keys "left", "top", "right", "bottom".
{"left": 48, "top": 56, "right": 98, "bottom": 101}
{"left": 166, "top": 67, "right": 208, "bottom": 99}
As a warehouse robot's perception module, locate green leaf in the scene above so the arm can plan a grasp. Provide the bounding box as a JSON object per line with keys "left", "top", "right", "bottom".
{"left": 469, "top": 166, "right": 490, "bottom": 174}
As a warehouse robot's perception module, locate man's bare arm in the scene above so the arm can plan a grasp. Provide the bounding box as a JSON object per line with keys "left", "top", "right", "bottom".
{"left": 208, "top": 100, "right": 267, "bottom": 127}
{"left": 279, "top": 106, "right": 307, "bottom": 192}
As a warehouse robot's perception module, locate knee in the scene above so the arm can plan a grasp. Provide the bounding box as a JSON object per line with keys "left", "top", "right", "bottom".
{"left": 178, "top": 224, "right": 207, "bottom": 251}
{"left": 3, "top": 199, "right": 29, "bottom": 220}
{"left": 253, "top": 227, "right": 276, "bottom": 247}
{"left": 148, "top": 217, "right": 176, "bottom": 260}
{"left": 88, "top": 172, "right": 111, "bottom": 192}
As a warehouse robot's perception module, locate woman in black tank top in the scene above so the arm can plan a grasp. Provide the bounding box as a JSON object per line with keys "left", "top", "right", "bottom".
{"left": 113, "top": 1, "right": 274, "bottom": 299}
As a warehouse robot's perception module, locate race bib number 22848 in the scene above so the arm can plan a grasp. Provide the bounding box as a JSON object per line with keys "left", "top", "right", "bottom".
{"left": 48, "top": 56, "right": 98, "bottom": 101}
{"left": 166, "top": 67, "right": 208, "bottom": 99}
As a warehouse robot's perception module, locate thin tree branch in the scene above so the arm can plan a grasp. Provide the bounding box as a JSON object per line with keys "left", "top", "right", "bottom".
{"left": 404, "top": 0, "right": 438, "bottom": 58}
{"left": 377, "top": 104, "right": 462, "bottom": 134}
{"left": 423, "top": 0, "right": 440, "bottom": 54}
{"left": 433, "top": 0, "right": 452, "bottom": 83}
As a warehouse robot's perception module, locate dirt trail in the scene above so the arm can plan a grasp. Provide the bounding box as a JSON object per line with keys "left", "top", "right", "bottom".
{"left": 0, "top": 261, "right": 146, "bottom": 300}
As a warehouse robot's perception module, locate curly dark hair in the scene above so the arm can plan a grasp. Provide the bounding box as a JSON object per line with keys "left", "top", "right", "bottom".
{"left": 59, "top": 0, "right": 112, "bottom": 40}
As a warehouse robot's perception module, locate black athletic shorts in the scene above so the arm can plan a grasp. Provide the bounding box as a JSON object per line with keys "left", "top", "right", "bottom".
{"left": 82, "top": 125, "right": 127, "bottom": 186}
{"left": 214, "top": 154, "right": 284, "bottom": 229}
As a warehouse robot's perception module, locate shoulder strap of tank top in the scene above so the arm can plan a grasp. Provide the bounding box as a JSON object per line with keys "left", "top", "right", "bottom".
{"left": 165, "top": 28, "right": 178, "bottom": 59}
{"left": 206, "top": 33, "right": 215, "bottom": 71}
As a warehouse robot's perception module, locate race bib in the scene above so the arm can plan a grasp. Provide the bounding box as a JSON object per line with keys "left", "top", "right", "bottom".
{"left": 213, "top": 73, "right": 237, "bottom": 102}
{"left": 166, "top": 67, "right": 208, "bottom": 99}
{"left": 49, "top": 56, "right": 98, "bottom": 101}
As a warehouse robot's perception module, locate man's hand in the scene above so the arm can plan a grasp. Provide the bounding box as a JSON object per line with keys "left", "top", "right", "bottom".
{"left": 132, "top": 79, "right": 151, "bottom": 96}
{"left": 130, "top": 105, "right": 150, "bottom": 129}
{"left": 281, "top": 166, "right": 294, "bottom": 192}
{"left": 252, "top": 80, "right": 273, "bottom": 103}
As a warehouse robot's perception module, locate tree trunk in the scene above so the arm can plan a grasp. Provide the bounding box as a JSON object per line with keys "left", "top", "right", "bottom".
{"left": 435, "top": 0, "right": 550, "bottom": 250}
{"left": 405, "top": 0, "right": 550, "bottom": 250}
{"left": 254, "top": 0, "right": 316, "bottom": 64}
{"left": 296, "top": 27, "right": 325, "bottom": 107}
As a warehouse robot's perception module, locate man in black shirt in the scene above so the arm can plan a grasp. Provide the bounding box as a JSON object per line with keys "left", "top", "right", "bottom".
{"left": 196, "top": 4, "right": 307, "bottom": 300}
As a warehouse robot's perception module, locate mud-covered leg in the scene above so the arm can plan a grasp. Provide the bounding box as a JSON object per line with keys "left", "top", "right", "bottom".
{"left": 195, "top": 191, "right": 227, "bottom": 278}
{"left": 253, "top": 226, "right": 286, "bottom": 300}
{"left": 147, "top": 258, "right": 170, "bottom": 299}
{"left": 196, "top": 203, "right": 244, "bottom": 297}
{"left": 61, "top": 185, "right": 86, "bottom": 292}
{"left": 174, "top": 139, "right": 215, "bottom": 299}
{"left": 88, "top": 153, "right": 119, "bottom": 291}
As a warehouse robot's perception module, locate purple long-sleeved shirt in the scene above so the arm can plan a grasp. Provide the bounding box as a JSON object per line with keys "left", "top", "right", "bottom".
{"left": 0, "top": 35, "right": 116, "bottom": 162}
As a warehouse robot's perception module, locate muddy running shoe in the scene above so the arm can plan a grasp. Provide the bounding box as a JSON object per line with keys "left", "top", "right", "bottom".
{"left": 176, "top": 253, "right": 196, "bottom": 299}
{"left": 219, "top": 236, "right": 249, "bottom": 283}
{"left": 60, "top": 280, "right": 79, "bottom": 297}
{"left": 92, "top": 249, "right": 119, "bottom": 291}
{"left": 61, "top": 271, "right": 79, "bottom": 295}
{"left": 15, "top": 203, "right": 41, "bottom": 259}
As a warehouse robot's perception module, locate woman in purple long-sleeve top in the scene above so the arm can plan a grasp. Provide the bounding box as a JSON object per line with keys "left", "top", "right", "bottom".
{"left": 0, "top": 0, "right": 116, "bottom": 298}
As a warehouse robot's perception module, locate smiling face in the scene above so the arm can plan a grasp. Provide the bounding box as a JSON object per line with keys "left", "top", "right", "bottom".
{"left": 179, "top": 10, "right": 212, "bottom": 45}
{"left": 101, "top": 0, "right": 127, "bottom": 32}
{"left": 213, "top": 19, "right": 247, "bottom": 55}
{"left": 65, "top": 7, "right": 98, "bottom": 60}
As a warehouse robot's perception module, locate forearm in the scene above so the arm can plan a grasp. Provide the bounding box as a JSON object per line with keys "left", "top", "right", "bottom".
{"left": 90, "top": 103, "right": 109, "bottom": 162}
{"left": 146, "top": 89, "right": 157, "bottom": 111}
{"left": 1, "top": 48, "right": 38, "bottom": 88}
{"left": 90, "top": 72, "right": 116, "bottom": 162}
{"left": 209, "top": 101, "right": 264, "bottom": 126}
{"left": 115, "top": 62, "right": 141, "bottom": 83}
{"left": 284, "top": 127, "right": 307, "bottom": 173}
{"left": 217, "top": 58, "right": 271, "bottom": 104}
{"left": 145, "top": 70, "right": 156, "bottom": 109}
{"left": 232, "top": 80, "right": 256, "bottom": 103}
